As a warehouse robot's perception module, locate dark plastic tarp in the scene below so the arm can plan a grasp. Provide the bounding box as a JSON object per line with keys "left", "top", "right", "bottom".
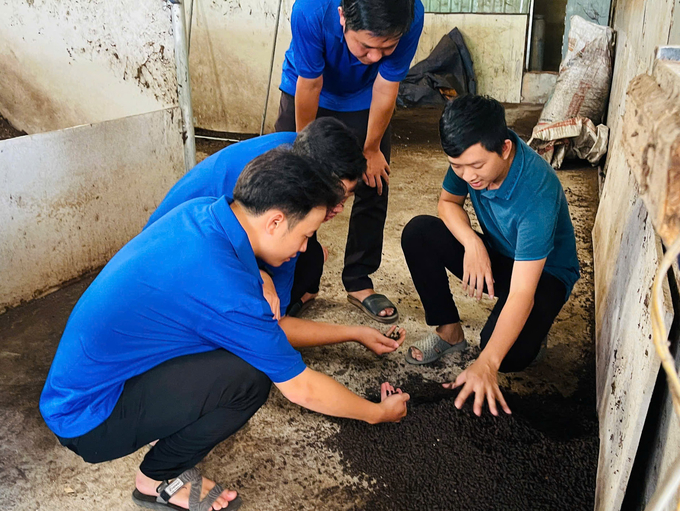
{"left": 397, "top": 28, "right": 476, "bottom": 107}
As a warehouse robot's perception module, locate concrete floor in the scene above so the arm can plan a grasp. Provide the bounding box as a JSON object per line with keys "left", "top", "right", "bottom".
{"left": 0, "top": 104, "right": 598, "bottom": 510}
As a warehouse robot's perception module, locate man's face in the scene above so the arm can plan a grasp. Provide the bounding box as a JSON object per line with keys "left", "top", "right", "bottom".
{"left": 446, "top": 140, "right": 513, "bottom": 191}
{"left": 324, "top": 178, "right": 357, "bottom": 222}
{"left": 265, "top": 206, "right": 327, "bottom": 267}
{"left": 339, "top": 8, "right": 401, "bottom": 65}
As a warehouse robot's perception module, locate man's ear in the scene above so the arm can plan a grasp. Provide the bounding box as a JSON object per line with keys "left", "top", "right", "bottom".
{"left": 264, "top": 210, "right": 286, "bottom": 236}
{"left": 502, "top": 139, "right": 513, "bottom": 160}
{"left": 338, "top": 7, "right": 346, "bottom": 29}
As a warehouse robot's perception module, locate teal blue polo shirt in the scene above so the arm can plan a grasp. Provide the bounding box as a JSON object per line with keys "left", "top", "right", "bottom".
{"left": 280, "top": 0, "right": 424, "bottom": 111}
{"left": 40, "top": 197, "right": 306, "bottom": 438}
{"left": 442, "top": 131, "right": 580, "bottom": 298}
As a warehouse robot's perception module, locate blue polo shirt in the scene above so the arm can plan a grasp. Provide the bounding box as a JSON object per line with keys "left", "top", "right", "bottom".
{"left": 442, "top": 131, "right": 580, "bottom": 298}
{"left": 280, "top": 0, "right": 425, "bottom": 111}
{"left": 40, "top": 197, "right": 306, "bottom": 438}
{"left": 145, "top": 132, "right": 298, "bottom": 314}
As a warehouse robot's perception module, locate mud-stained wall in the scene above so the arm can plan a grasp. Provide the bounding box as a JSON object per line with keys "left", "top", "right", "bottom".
{"left": 0, "top": 108, "right": 185, "bottom": 313}
{"left": 190, "top": 0, "right": 529, "bottom": 133}
{"left": 593, "top": 0, "right": 680, "bottom": 508}
{"left": 0, "top": 0, "right": 178, "bottom": 134}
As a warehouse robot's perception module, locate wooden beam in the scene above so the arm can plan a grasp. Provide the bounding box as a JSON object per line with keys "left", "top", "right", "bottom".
{"left": 622, "top": 60, "right": 680, "bottom": 246}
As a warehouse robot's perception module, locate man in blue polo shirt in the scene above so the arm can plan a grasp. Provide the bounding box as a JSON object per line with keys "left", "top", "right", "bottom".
{"left": 276, "top": 0, "right": 424, "bottom": 324}
{"left": 401, "top": 95, "right": 580, "bottom": 417}
{"left": 40, "top": 150, "right": 410, "bottom": 511}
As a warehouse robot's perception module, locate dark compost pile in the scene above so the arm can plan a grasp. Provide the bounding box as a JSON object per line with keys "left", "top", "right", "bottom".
{"left": 326, "top": 376, "right": 598, "bottom": 511}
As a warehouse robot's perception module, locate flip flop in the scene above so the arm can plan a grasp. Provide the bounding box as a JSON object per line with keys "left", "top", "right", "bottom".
{"left": 286, "top": 297, "right": 314, "bottom": 318}
{"left": 405, "top": 332, "right": 467, "bottom": 365}
{"left": 347, "top": 293, "right": 399, "bottom": 324}
{"left": 132, "top": 467, "right": 242, "bottom": 511}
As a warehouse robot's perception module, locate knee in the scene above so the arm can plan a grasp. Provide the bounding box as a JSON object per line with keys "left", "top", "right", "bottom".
{"left": 401, "top": 215, "right": 438, "bottom": 254}
{"left": 230, "top": 363, "right": 272, "bottom": 410}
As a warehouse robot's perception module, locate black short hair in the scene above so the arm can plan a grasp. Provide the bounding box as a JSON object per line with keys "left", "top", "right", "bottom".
{"left": 341, "top": 0, "right": 414, "bottom": 38}
{"left": 292, "top": 118, "right": 366, "bottom": 182}
{"left": 439, "top": 95, "right": 509, "bottom": 158}
{"left": 233, "top": 148, "right": 344, "bottom": 227}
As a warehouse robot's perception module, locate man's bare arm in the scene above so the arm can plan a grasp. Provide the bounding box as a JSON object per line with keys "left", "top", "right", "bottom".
{"left": 295, "top": 76, "right": 323, "bottom": 131}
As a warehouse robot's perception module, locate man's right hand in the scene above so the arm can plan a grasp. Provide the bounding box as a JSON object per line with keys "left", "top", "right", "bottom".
{"left": 376, "top": 382, "right": 409, "bottom": 423}
{"left": 462, "top": 236, "right": 494, "bottom": 300}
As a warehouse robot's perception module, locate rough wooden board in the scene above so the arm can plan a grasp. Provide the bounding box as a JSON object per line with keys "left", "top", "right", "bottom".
{"left": 593, "top": 146, "right": 674, "bottom": 511}
{"left": 622, "top": 62, "right": 680, "bottom": 246}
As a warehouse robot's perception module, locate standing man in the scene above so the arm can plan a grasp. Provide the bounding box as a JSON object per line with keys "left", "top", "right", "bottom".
{"left": 276, "top": 0, "right": 425, "bottom": 324}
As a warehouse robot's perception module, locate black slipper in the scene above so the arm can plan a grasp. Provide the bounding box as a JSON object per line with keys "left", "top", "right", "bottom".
{"left": 347, "top": 293, "right": 399, "bottom": 324}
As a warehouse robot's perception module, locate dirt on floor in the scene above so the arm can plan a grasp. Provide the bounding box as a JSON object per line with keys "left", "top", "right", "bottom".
{"left": 0, "top": 113, "right": 26, "bottom": 140}
{"left": 0, "top": 104, "right": 599, "bottom": 510}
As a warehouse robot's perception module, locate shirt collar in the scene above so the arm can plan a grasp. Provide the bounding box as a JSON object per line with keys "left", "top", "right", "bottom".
{"left": 480, "top": 130, "right": 524, "bottom": 201}
{"left": 209, "top": 197, "right": 263, "bottom": 283}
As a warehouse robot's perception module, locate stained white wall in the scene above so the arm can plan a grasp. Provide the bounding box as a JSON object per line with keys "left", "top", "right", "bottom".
{"left": 0, "top": 0, "right": 178, "bottom": 134}
{"left": 0, "top": 108, "right": 186, "bottom": 312}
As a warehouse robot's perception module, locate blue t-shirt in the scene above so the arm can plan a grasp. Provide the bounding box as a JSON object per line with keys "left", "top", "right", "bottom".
{"left": 40, "top": 197, "right": 307, "bottom": 438}
{"left": 442, "top": 131, "right": 580, "bottom": 298}
{"left": 145, "top": 132, "right": 298, "bottom": 313}
{"left": 280, "top": 0, "right": 425, "bottom": 111}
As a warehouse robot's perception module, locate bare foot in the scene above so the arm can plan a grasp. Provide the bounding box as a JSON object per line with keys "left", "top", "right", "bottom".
{"left": 300, "top": 292, "right": 317, "bottom": 304}
{"left": 409, "top": 323, "right": 465, "bottom": 362}
{"left": 348, "top": 289, "right": 394, "bottom": 317}
{"left": 135, "top": 469, "right": 238, "bottom": 510}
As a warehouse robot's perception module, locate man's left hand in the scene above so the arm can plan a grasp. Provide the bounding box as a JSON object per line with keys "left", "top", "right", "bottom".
{"left": 363, "top": 148, "right": 390, "bottom": 195}
{"left": 443, "top": 357, "right": 511, "bottom": 416}
{"left": 358, "top": 325, "right": 405, "bottom": 355}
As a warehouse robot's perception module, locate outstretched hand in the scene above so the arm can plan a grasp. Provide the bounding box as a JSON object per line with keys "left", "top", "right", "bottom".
{"left": 378, "top": 382, "right": 409, "bottom": 423}
{"left": 443, "top": 357, "right": 511, "bottom": 417}
{"left": 358, "top": 326, "right": 405, "bottom": 355}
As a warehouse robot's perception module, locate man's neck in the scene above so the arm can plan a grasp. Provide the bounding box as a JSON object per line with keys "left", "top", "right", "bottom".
{"left": 231, "top": 202, "right": 261, "bottom": 258}
{"left": 488, "top": 141, "right": 516, "bottom": 191}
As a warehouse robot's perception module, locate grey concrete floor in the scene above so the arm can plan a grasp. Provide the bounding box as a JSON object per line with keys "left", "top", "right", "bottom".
{"left": 0, "top": 104, "right": 598, "bottom": 510}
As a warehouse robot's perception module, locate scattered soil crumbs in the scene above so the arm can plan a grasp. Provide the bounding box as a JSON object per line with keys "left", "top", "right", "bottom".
{"left": 0, "top": 114, "right": 26, "bottom": 140}
{"left": 326, "top": 375, "right": 598, "bottom": 511}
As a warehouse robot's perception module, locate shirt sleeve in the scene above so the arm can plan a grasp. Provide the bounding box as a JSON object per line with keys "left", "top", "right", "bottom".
{"left": 378, "top": 1, "right": 424, "bottom": 82}
{"left": 291, "top": 1, "right": 325, "bottom": 79}
{"left": 514, "top": 191, "right": 560, "bottom": 261}
{"left": 442, "top": 166, "right": 468, "bottom": 196}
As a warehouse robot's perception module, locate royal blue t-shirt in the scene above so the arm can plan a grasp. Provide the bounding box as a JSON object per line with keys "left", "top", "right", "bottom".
{"left": 145, "top": 132, "right": 298, "bottom": 313}
{"left": 40, "top": 197, "right": 307, "bottom": 438}
{"left": 280, "top": 0, "right": 425, "bottom": 111}
{"left": 442, "top": 131, "right": 580, "bottom": 298}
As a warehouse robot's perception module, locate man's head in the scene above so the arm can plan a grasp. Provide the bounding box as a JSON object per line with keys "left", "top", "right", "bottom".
{"left": 292, "top": 117, "right": 365, "bottom": 220}
{"left": 339, "top": 0, "right": 414, "bottom": 65}
{"left": 439, "top": 95, "right": 514, "bottom": 191}
{"left": 233, "top": 148, "right": 344, "bottom": 266}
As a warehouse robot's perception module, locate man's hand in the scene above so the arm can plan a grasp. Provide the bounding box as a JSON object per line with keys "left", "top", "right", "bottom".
{"left": 363, "top": 148, "right": 390, "bottom": 195}
{"left": 357, "top": 325, "right": 405, "bottom": 355}
{"left": 260, "top": 269, "right": 281, "bottom": 320}
{"left": 443, "top": 357, "right": 511, "bottom": 417}
{"left": 462, "top": 236, "right": 495, "bottom": 300}
{"left": 377, "top": 382, "right": 410, "bottom": 422}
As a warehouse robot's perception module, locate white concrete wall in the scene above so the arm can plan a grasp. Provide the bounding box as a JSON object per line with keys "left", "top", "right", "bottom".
{"left": 0, "top": 0, "right": 178, "bottom": 134}
{"left": 0, "top": 107, "right": 186, "bottom": 313}
{"left": 188, "top": 0, "right": 529, "bottom": 133}
{"left": 593, "top": 0, "right": 680, "bottom": 508}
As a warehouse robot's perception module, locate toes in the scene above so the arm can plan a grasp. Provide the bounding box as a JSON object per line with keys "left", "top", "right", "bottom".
{"left": 409, "top": 347, "right": 423, "bottom": 361}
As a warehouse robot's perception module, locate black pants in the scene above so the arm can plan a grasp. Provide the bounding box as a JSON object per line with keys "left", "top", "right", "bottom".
{"left": 287, "top": 232, "right": 325, "bottom": 313}
{"left": 58, "top": 350, "right": 271, "bottom": 481}
{"left": 401, "top": 215, "right": 568, "bottom": 372}
{"left": 275, "top": 91, "right": 392, "bottom": 292}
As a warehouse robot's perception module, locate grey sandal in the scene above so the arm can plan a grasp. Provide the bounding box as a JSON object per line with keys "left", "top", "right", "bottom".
{"left": 132, "top": 467, "right": 242, "bottom": 511}
{"left": 347, "top": 293, "right": 399, "bottom": 324}
{"left": 405, "top": 332, "right": 468, "bottom": 365}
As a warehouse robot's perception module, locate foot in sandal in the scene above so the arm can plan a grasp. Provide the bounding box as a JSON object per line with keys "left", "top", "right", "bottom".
{"left": 133, "top": 467, "right": 241, "bottom": 510}
{"left": 347, "top": 289, "right": 399, "bottom": 324}
{"left": 406, "top": 323, "right": 467, "bottom": 365}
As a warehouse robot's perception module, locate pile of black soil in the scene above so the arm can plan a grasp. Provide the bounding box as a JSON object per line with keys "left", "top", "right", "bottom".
{"left": 326, "top": 375, "right": 598, "bottom": 511}
{"left": 0, "top": 114, "right": 26, "bottom": 141}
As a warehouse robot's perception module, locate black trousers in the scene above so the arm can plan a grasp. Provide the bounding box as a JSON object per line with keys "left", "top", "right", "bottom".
{"left": 401, "top": 215, "right": 568, "bottom": 372}
{"left": 58, "top": 350, "right": 271, "bottom": 481}
{"left": 287, "top": 232, "right": 325, "bottom": 313}
{"left": 275, "top": 91, "right": 392, "bottom": 292}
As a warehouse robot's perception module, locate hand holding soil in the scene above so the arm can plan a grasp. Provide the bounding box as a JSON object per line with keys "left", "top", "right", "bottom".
{"left": 378, "top": 382, "right": 409, "bottom": 423}
{"left": 444, "top": 357, "right": 511, "bottom": 416}
{"left": 357, "top": 325, "right": 405, "bottom": 355}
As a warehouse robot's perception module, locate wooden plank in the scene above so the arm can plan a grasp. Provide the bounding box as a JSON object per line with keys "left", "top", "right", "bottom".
{"left": 621, "top": 61, "right": 680, "bottom": 246}
{"left": 593, "top": 146, "right": 674, "bottom": 511}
